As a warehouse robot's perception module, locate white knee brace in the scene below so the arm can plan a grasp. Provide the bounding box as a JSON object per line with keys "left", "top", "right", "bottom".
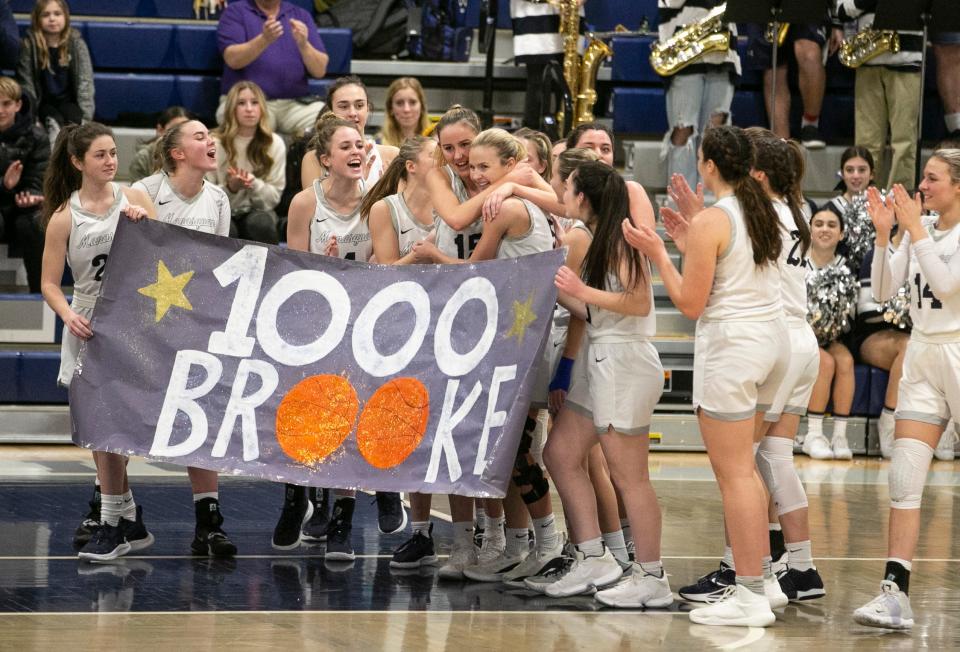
{"left": 889, "top": 438, "right": 934, "bottom": 510}
{"left": 756, "top": 436, "right": 808, "bottom": 515}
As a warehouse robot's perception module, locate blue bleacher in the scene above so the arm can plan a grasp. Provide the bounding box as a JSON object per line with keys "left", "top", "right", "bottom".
{"left": 0, "top": 350, "right": 68, "bottom": 403}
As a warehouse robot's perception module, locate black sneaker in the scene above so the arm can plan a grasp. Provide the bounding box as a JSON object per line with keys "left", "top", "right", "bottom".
{"left": 375, "top": 492, "right": 407, "bottom": 535}
{"left": 324, "top": 516, "right": 355, "bottom": 561}
{"left": 78, "top": 522, "right": 131, "bottom": 562}
{"left": 272, "top": 484, "right": 313, "bottom": 550}
{"left": 390, "top": 524, "right": 438, "bottom": 569}
{"left": 301, "top": 488, "right": 330, "bottom": 544}
{"left": 73, "top": 486, "right": 102, "bottom": 548}
{"left": 191, "top": 497, "right": 237, "bottom": 558}
{"left": 799, "top": 125, "right": 826, "bottom": 149}
{"left": 777, "top": 567, "right": 826, "bottom": 602}
{"left": 119, "top": 505, "right": 155, "bottom": 552}
{"left": 677, "top": 562, "right": 735, "bottom": 603}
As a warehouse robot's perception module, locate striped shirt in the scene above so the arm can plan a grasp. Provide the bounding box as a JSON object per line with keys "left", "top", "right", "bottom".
{"left": 510, "top": 0, "right": 583, "bottom": 64}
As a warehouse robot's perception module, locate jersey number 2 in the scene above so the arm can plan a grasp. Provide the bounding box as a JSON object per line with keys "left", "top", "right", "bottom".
{"left": 92, "top": 254, "right": 108, "bottom": 282}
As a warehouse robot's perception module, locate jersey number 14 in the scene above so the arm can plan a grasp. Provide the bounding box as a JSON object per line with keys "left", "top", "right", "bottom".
{"left": 915, "top": 273, "right": 942, "bottom": 309}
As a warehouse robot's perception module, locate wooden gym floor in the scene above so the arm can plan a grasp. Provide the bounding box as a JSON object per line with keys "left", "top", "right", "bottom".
{"left": 0, "top": 446, "right": 957, "bottom": 651}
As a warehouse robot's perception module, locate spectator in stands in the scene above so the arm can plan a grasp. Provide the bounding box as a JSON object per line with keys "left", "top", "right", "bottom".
{"left": 656, "top": 0, "right": 740, "bottom": 190}
{"left": 934, "top": 34, "right": 960, "bottom": 140}
{"left": 210, "top": 80, "right": 286, "bottom": 244}
{"left": 378, "top": 77, "right": 429, "bottom": 147}
{"left": 510, "top": 0, "right": 571, "bottom": 130}
{"left": 744, "top": 21, "right": 842, "bottom": 148}
{"left": 0, "top": 77, "right": 49, "bottom": 293}
{"left": 804, "top": 208, "right": 856, "bottom": 460}
{"left": 0, "top": 1, "right": 19, "bottom": 69}
{"left": 216, "top": 0, "right": 329, "bottom": 136}
{"left": 128, "top": 106, "right": 191, "bottom": 183}
{"left": 17, "top": 0, "right": 94, "bottom": 139}
{"left": 837, "top": 1, "right": 922, "bottom": 189}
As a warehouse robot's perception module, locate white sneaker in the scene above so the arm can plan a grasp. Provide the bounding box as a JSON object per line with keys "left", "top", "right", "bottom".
{"left": 438, "top": 540, "right": 478, "bottom": 580}
{"left": 544, "top": 549, "right": 623, "bottom": 598}
{"left": 765, "top": 575, "right": 788, "bottom": 608}
{"left": 595, "top": 564, "right": 674, "bottom": 608}
{"left": 803, "top": 434, "right": 834, "bottom": 460}
{"left": 853, "top": 580, "right": 914, "bottom": 630}
{"left": 832, "top": 433, "right": 853, "bottom": 460}
{"left": 463, "top": 547, "right": 528, "bottom": 582}
{"left": 688, "top": 584, "right": 776, "bottom": 627}
{"left": 934, "top": 421, "right": 958, "bottom": 461}
{"left": 503, "top": 541, "right": 564, "bottom": 586}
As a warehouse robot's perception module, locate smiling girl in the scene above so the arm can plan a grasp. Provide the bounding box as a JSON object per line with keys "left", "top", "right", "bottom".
{"left": 210, "top": 81, "right": 286, "bottom": 244}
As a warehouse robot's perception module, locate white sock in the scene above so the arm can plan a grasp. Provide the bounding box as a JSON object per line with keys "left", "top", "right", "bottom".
{"left": 121, "top": 490, "right": 136, "bottom": 521}
{"left": 833, "top": 417, "right": 848, "bottom": 442}
{"left": 411, "top": 520, "right": 430, "bottom": 536}
{"left": 193, "top": 491, "right": 218, "bottom": 502}
{"left": 602, "top": 530, "right": 629, "bottom": 564}
{"left": 506, "top": 527, "right": 528, "bottom": 556}
{"left": 879, "top": 408, "right": 895, "bottom": 432}
{"left": 761, "top": 555, "right": 774, "bottom": 580}
{"left": 101, "top": 494, "right": 123, "bottom": 527}
{"left": 476, "top": 506, "right": 486, "bottom": 525}
{"left": 946, "top": 112, "right": 960, "bottom": 132}
{"left": 619, "top": 517, "right": 633, "bottom": 547}
{"left": 576, "top": 536, "right": 604, "bottom": 558}
{"left": 722, "top": 545, "right": 735, "bottom": 570}
{"left": 484, "top": 514, "right": 505, "bottom": 544}
{"left": 807, "top": 414, "right": 824, "bottom": 438}
{"left": 453, "top": 520, "right": 474, "bottom": 546}
{"left": 533, "top": 514, "right": 559, "bottom": 552}
{"left": 638, "top": 560, "right": 664, "bottom": 577}
{"left": 787, "top": 540, "right": 815, "bottom": 571}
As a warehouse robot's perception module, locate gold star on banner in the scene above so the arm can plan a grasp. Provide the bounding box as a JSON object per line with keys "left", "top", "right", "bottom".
{"left": 138, "top": 260, "right": 194, "bottom": 322}
{"left": 504, "top": 294, "right": 537, "bottom": 344}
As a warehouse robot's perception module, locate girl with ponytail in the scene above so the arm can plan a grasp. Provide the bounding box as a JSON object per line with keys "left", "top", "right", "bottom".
{"left": 623, "top": 124, "right": 789, "bottom": 627}
{"left": 543, "top": 161, "right": 672, "bottom": 606}
{"left": 361, "top": 135, "right": 438, "bottom": 264}
{"left": 40, "top": 122, "right": 156, "bottom": 563}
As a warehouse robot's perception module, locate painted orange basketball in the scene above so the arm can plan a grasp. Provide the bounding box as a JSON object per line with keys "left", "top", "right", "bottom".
{"left": 275, "top": 375, "right": 359, "bottom": 465}
{"left": 356, "top": 377, "right": 430, "bottom": 469}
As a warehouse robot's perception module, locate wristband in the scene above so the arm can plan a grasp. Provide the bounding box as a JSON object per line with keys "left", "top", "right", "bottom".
{"left": 549, "top": 356, "right": 574, "bottom": 393}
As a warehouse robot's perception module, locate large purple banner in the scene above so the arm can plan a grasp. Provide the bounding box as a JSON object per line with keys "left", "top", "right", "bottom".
{"left": 70, "top": 219, "right": 563, "bottom": 497}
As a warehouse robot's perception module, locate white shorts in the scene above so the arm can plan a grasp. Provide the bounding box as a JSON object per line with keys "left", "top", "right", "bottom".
{"left": 693, "top": 318, "right": 790, "bottom": 421}
{"left": 530, "top": 324, "right": 568, "bottom": 409}
{"left": 895, "top": 338, "right": 960, "bottom": 427}
{"left": 764, "top": 319, "right": 819, "bottom": 422}
{"left": 566, "top": 340, "right": 664, "bottom": 435}
{"left": 57, "top": 300, "right": 95, "bottom": 388}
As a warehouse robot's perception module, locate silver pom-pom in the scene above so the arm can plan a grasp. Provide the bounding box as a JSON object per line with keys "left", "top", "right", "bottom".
{"left": 807, "top": 263, "right": 859, "bottom": 346}
{"left": 841, "top": 192, "right": 874, "bottom": 271}
{"left": 880, "top": 281, "right": 913, "bottom": 330}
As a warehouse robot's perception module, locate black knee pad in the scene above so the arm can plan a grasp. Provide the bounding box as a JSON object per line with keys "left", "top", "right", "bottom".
{"left": 512, "top": 454, "right": 549, "bottom": 504}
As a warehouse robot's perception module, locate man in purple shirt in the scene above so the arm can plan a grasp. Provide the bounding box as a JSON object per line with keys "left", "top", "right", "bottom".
{"left": 217, "top": 0, "right": 329, "bottom": 135}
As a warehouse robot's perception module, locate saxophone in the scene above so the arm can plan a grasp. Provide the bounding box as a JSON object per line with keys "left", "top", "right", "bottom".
{"left": 650, "top": 3, "right": 730, "bottom": 76}
{"left": 766, "top": 22, "right": 789, "bottom": 46}
{"left": 553, "top": 0, "right": 613, "bottom": 130}
{"left": 839, "top": 29, "right": 901, "bottom": 68}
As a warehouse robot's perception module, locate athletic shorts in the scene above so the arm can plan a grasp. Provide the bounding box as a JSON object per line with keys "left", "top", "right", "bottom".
{"left": 530, "top": 324, "right": 568, "bottom": 409}
{"left": 743, "top": 23, "right": 827, "bottom": 70}
{"left": 693, "top": 317, "right": 790, "bottom": 421}
{"left": 566, "top": 340, "right": 664, "bottom": 435}
{"left": 57, "top": 300, "right": 95, "bottom": 388}
{"left": 765, "top": 319, "right": 819, "bottom": 422}
{"left": 895, "top": 338, "right": 960, "bottom": 427}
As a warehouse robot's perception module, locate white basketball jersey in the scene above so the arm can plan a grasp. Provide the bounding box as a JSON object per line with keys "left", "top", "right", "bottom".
{"left": 908, "top": 216, "right": 960, "bottom": 337}
{"left": 572, "top": 222, "right": 656, "bottom": 342}
{"left": 774, "top": 199, "right": 812, "bottom": 321}
{"left": 66, "top": 183, "right": 129, "bottom": 298}
{"left": 308, "top": 179, "right": 371, "bottom": 262}
{"left": 133, "top": 173, "right": 231, "bottom": 236}
{"left": 383, "top": 193, "right": 435, "bottom": 257}
{"left": 435, "top": 164, "right": 482, "bottom": 260}
{"left": 701, "top": 195, "right": 782, "bottom": 322}
{"left": 496, "top": 199, "right": 554, "bottom": 260}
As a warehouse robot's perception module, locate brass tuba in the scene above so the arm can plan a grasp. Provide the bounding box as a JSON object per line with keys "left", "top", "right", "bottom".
{"left": 650, "top": 3, "right": 730, "bottom": 76}
{"left": 839, "top": 29, "right": 901, "bottom": 68}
